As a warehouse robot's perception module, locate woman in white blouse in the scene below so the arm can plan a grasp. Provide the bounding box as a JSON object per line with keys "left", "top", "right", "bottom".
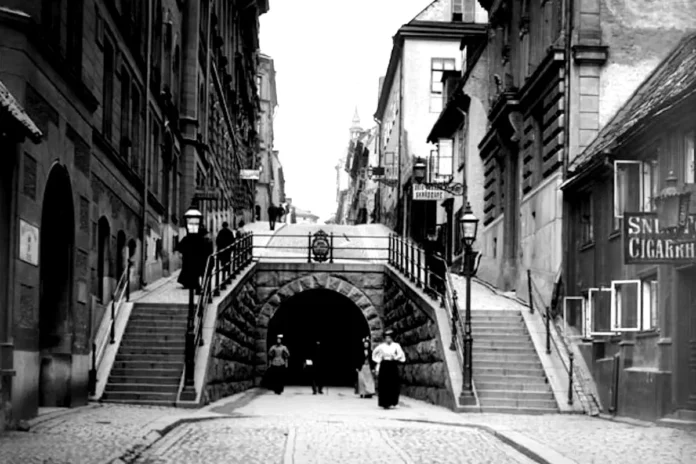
{"left": 372, "top": 329, "right": 406, "bottom": 409}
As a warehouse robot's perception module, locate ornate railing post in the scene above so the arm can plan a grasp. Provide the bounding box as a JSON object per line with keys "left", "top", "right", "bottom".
{"left": 110, "top": 293, "right": 116, "bottom": 344}
{"left": 568, "top": 352, "right": 575, "bottom": 405}
{"left": 126, "top": 259, "right": 131, "bottom": 301}
{"left": 450, "top": 290, "right": 459, "bottom": 351}
{"left": 214, "top": 256, "right": 220, "bottom": 297}
{"left": 184, "top": 285, "right": 195, "bottom": 390}
{"left": 307, "top": 232, "right": 312, "bottom": 263}
{"left": 329, "top": 232, "right": 334, "bottom": 263}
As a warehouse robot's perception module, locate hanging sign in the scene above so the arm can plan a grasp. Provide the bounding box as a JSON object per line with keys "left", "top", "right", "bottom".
{"left": 240, "top": 169, "right": 260, "bottom": 180}
{"left": 413, "top": 184, "right": 445, "bottom": 201}
{"left": 624, "top": 212, "right": 696, "bottom": 264}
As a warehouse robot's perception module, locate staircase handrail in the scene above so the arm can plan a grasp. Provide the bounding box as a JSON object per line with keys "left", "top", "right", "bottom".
{"left": 90, "top": 261, "right": 131, "bottom": 393}
{"left": 431, "top": 254, "right": 465, "bottom": 363}
{"left": 526, "top": 269, "right": 601, "bottom": 412}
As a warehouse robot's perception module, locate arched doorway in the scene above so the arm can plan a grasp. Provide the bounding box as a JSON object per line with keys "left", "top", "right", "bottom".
{"left": 267, "top": 289, "right": 370, "bottom": 387}
{"left": 97, "top": 216, "right": 111, "bottom": 302}
{"left": 38, "top": 164, "right": 75, "bottom": 406}
{"left": 116, "top": 230, "right": 126, "bottom": 280}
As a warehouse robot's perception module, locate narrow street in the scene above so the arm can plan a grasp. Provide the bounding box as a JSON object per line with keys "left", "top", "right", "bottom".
{"left": 1, "top": 387, "right": 695, "bottom": 464}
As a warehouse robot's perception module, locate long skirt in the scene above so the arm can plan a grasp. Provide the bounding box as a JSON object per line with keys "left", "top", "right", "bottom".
{"left": 266, "top": 365, "right": 286, "bottom": 394}
{"left": 377, "top": 360, "right": 400, "bottom": 408}
{"left": 357, "top": 363, "right": 376, "bottom": 397}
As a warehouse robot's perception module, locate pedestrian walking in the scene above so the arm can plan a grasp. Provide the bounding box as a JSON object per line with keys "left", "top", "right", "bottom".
{"left": 175, "top": 231, "right": 203, "bottom": 291}
{"left": 267, "top": 334, "right": 290, "bottom": 394}
{"left": 372, "top": 329, "right": 405, "bottom": 409}
{"left": 268, "top": 204, "right": 277, "bottom": 231}
{"left": 276, "top": 204, "right": 287, "bottom": 223}
{"left": 356, "top": 337, "right": 376, "bottom": 398}
{"left": 215, "top": 222, "right": 235, "bottom": 280}
{"left": 303, "top": 340, "right": 324, "bottom": 395}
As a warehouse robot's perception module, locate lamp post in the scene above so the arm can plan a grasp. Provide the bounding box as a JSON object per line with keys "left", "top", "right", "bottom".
{"left": 183, "top": 205, "right": 202, "bottom": 391}
{"left": 459, "top": 201, "right": 479, "bottom": 392}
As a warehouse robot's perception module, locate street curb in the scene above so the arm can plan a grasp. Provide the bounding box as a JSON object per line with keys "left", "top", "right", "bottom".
{"left": 389, "top": 418, "right": 576, "bottom": 464}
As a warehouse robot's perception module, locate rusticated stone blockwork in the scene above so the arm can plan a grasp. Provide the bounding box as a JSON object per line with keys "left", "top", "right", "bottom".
{"left": 205, "top": 280, "right": 260, "bottom": 404}
{"left": 381, "top": 275, "right": 450, "bottom": 408}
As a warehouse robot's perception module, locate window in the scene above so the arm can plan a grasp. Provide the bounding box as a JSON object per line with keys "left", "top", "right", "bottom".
{"left": 131, "top": 86, "right": 141, "bottom": 175}
{"left": 457, "top": 117, "right": 468, "bottom": 168}
{"left": 428, "top": 150, "right": 437, "bottom": 183}
{"left": 66, "top": 0, "right": 84, "bottom": 72}
{"left": 641, "top": 277, "right": 659, "bottom": 331}
{"left": 614, "top": 158, "right": 659, "bottom": 217}
{"left": 684, "top": 131, "right": 695, "bottom": 184}
{"left": 531, "top": 108, "right": 544, "bottom": 184}
{"left": 563, "top": 296, "right": 585, "bottom": 338}
{"left": 102, "top": 38, "right": 115, "bottom": 140}
{"left": 611, "top": 280, "right": 641, "bottom": 332}
{"left": 256, "top": 75, "right": 262, "bottom": 95}
{"left": 588, "top": 287, "right": 612, "bottom": 336}
{"left": 430, "top": 58, "right": 455, "bottom": 113}
{"left": 41, "top": 0, "right": 62, "bottom": 48}
{"left": 579, "top": 194, "right": 593, "bottom": 245}
{"left": 452, "top": 0, "right": 463, "bottom": 21}
{"left": 120, "top": 68, "right": 131, "bottom": 159}
{"left": 150, "top": 121, "right": 160, "bottom": 196}
{"left": 436, "top": 139, "right": 454, "bottom": 179}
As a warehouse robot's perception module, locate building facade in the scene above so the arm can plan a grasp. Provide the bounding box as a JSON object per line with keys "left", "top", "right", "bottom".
{"left": 254, "top": 53, "right": 280, "bottom": 222}
{"left": 562, "top": 33, "right": 696, "bottom": 422}
{"left": 472, "top": 0, "right": 694, "bottom": 309}
{"left": 0, "top": 0, "right": 268, "bottom": 427}
{"left": 374, "top": 0, "right": 487, "bottom": 243}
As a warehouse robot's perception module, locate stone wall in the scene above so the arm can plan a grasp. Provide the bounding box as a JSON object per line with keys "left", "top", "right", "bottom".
{"left": 381, "top": 273, "right": 452, "bottom": 408}
{"left": 205, "top": 279, "right": 260, "bottom": 404}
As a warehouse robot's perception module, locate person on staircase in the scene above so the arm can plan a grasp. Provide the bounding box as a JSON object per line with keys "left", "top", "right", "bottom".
{"left": 372, "top": 329, "right": 405, "bottom": 409}
{"left": 267, "top": 334, "right": 290, "bottom": 394}
{"left": 215, "top": 222, "right": 235, "bottom": 281}
{"left": 304, "top": 340, "right": 324, "bottom": 395}
{"left": 176, "top": 229, "right": 203, "bottom": 291}
{"left": 355, "top": 336, "right": 376, "bottom": 399}
{"left": 268, "top": 203, "right": 277, "bottom": 231}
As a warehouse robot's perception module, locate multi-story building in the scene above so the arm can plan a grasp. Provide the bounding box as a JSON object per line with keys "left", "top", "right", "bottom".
{"left": 254, "top": 53, "right": 279, "bottom": 221}
{"left": 373, "top": 0, "right": 487, "bottom": 242}
{"left": 469, "top": 0, "right": 694, "bottom": 308}
{"left": 0, "top": 0, "right": 268, "bottom": 427}
{"left": 561, "top": 33, "right": 696, "bottom": 422}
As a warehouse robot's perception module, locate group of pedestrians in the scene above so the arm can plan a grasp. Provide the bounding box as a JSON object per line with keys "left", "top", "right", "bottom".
{"left": 265, "top": 329, "right": 406, "bottom": 409}
{"left": 267, "top": 203, "right": 286, "bottom": 231}
{"left": 175, "top": 220, "right": 245, "bottom": 291}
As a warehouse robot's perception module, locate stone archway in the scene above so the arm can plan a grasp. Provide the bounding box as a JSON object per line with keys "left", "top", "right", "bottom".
{"left": 254, "top": 274, "right": 383, "bottom": 383}
{"left": 38, "top": 163, "right": 75, "bottom": 407}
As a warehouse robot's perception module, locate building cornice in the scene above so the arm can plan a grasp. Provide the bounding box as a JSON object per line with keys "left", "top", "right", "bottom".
{"left": 518, "top": 46, "right": 565, "bottom": 109}
{"left": 572, "top": 44, "right": 609, "bottom": 66}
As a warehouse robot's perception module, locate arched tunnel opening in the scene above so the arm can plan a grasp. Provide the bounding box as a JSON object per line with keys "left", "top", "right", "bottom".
{"left": 267, "top": 289, "right": 371, "bottom": 387}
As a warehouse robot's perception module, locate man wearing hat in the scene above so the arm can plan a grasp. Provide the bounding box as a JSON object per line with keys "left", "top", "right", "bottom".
{"left": 267, "top": 334, "right": 290, "bottom": 394}
{"left": 303, "top": 340, "right": 324, "bottom": 395}
{"left": 372, "top": 329, "right": 406, "bottom": 409}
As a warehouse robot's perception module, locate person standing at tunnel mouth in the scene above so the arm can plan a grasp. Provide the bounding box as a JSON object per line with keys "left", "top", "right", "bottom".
{"left": 267, "top": 334, "right": 290, "bottom": 394}
{"left": 304, "top": 340, "right": 323, "bottom": 395}
{"left": 356, "top": 337, "right": 376, "bottom": 399}
{"left": 372, "top": 329, "right": 406, "bottom": 409}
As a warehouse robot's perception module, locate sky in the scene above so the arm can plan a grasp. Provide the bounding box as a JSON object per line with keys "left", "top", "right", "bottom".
{"left": 259, "top": 0, "right": 432, "bottom": 221}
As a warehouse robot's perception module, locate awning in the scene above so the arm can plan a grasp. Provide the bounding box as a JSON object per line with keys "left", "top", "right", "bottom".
{"left": 427, "top": 93, "right": 471, "bottom": 143}
{"left": 0, "top": 79, "right": 42, "bottom": 143}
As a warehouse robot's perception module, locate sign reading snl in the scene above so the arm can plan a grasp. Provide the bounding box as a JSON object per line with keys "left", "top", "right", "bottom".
{"left": 413, "top": 184, "right": 445, "bottom": 201}
{"left": 624, "top": 213, "right": 696, "bottom": 264}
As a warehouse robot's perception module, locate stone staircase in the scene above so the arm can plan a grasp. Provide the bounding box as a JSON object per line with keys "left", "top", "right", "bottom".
{"left": 471, "top": 309, "right": 557, "bottom": 414}
{"left": 101, "top": 303, "right": 187, "bottom": 405}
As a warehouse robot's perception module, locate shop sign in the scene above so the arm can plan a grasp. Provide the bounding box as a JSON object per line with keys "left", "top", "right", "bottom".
{"left": 19, "top": 219, "right": 39, "bottom": 266}
{"left": 413, "top": 184, "right": 445, "bottom": 201}
{"left": 240, "top": 169, "right": 260, "bottom": 180}
{"left": 624, "top": 212, "right": 696, "bottom": 264}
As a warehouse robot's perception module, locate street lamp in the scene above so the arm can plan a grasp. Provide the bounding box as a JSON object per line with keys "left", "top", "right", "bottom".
{"left": 183, "top": 205, "right": 202, "bottom": 395}
{"left": 413, "top": 159, "right": 427, "bottom": 184}
{"left": 458, "top": 201, "right": 479, "bottom": 392}
{"left": 654, "top": 171, "right": 691, "bottom": 233}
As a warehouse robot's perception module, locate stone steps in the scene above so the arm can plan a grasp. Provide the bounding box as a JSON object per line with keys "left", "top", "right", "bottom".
{"left": 463, "top": 309, "right": 557, "bottom": 414}
{"left": 102, "top": 302, "right": 186, "bottom": 405}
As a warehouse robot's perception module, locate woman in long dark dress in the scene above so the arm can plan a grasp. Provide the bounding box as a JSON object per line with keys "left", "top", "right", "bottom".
{"left": 372, "top": 329, "right": 406, "bottom": 409}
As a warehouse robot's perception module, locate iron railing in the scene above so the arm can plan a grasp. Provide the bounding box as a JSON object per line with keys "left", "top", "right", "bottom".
{"left": 89, "top": 260, "right": 131, "bottom": 395}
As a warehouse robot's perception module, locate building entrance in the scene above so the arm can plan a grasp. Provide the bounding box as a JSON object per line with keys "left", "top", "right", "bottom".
{"left": 267, "top": 289, "right": 370, "bottom": 388}
{"left": 38, "top": 165, "right": 75, "bottom": 407}
{"left": 677, "top": 267, "right": 696, "bottom": 410}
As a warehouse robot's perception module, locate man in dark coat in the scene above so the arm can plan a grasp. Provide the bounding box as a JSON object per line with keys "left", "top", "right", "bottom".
{"left": 176, "top": 232, "right": 202, "bottom": 290}
{"left": 268, "top": 204, "right": 277, "bottom": 231}
{"left": 215, "top": 222, "right": 235, "bottom": 279}
{"left": 304, "top": 340, "right": 324, "bottom": 395}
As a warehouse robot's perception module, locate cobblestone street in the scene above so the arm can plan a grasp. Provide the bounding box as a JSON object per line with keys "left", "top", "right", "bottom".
{"left": 1, "top": 387, "right": 695, "bottom": 463}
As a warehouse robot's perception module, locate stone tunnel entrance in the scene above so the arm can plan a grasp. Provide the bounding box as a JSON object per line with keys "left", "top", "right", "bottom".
{"left": 267, "top": 289, "right": 370, "bottom": 387}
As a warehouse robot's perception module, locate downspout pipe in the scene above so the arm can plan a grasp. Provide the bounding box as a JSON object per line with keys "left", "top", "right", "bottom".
{"left": 374, "top": 116, "right": 382, "bottom": 223}
{"left": 398, "top": 42, "right": 405, "bottom": 237}
{"left": 140, "top": 0, "right": 153, "bottom": 287}
{"left": 561, "top": 0, "right": 574, "bottom": 297}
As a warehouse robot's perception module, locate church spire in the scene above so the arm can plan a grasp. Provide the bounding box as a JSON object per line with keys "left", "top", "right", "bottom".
{"left": 351, "top": 106, "right": 361, "bottom": 128}
{"left": 350, "top": 107, "right": 362, "bottom": 140}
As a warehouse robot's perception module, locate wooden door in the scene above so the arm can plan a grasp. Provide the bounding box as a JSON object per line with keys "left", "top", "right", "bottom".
{"left": 677, "top": 267, "right": 696, "bottom": 410}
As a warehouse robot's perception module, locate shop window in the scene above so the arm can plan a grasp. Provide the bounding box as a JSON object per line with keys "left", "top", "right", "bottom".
{"left": 610, "top": 280, "right": 641, "bottom": 332}
{"left": 587, "top": 287, "right": 612, "bottom": 336}
{"left": 641, "top": 277, "right": 659, "bottom": 331}
{"left": 614, "top": 159, "right": 659, "bottom": 218}
{"left": 562, "top": 296, "right": 585, "bottom": 339}
{"left": 684, "top": 131, "right": 695, "bottom": 184}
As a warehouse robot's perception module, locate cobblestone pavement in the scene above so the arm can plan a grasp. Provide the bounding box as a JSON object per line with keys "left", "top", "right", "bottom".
{"left": 2, "top": 387, "right": 696, "bottom": 463}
